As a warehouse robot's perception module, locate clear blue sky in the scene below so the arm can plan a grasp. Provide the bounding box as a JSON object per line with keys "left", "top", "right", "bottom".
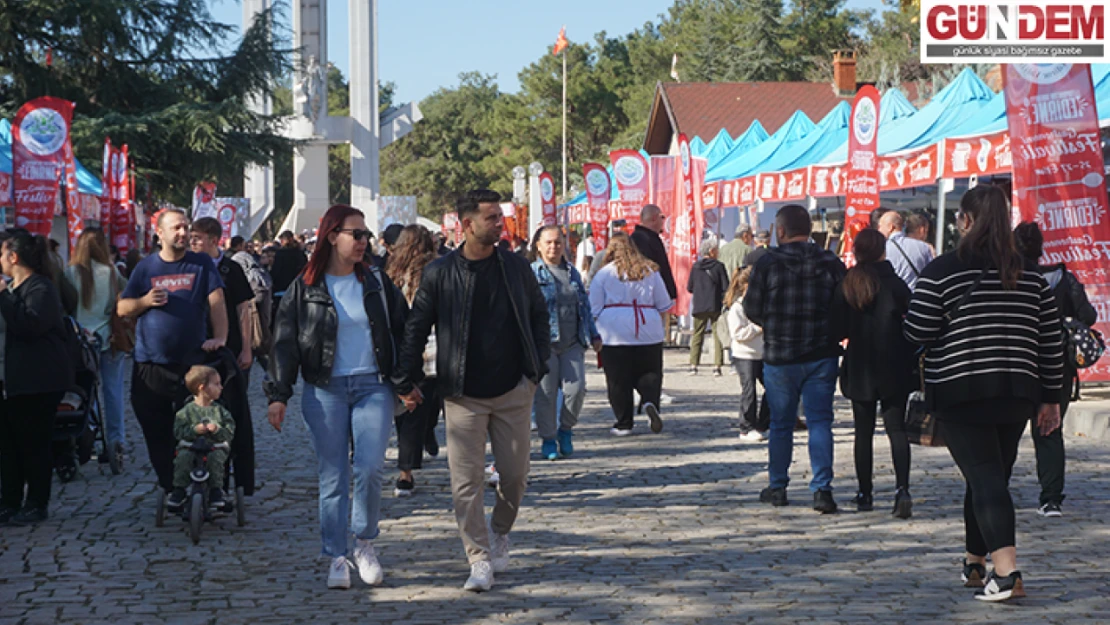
{"left": 208, "top": 0, "right": 887, "bottom": 106}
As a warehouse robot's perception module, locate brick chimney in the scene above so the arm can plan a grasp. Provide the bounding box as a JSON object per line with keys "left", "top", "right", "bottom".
{"left": 832, "top": 50, "right": 857, "bottom": 97}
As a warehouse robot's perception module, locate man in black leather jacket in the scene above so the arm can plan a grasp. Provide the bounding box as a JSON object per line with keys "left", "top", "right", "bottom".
{"left": 394, "top": 189, "right": 550, "bottom": 592}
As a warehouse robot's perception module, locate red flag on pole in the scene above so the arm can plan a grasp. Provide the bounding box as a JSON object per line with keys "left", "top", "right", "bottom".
{"left": 11, "top": 97, "right": 73, "bottom": 235}
{"left": 63, "top": 139, "right": 82, "bottom": 255}
{"left": 553, "top": 26, "right": 568, "bottom": 56}
{"left": 844, "top": 85, "right": 881, "bottom": 265}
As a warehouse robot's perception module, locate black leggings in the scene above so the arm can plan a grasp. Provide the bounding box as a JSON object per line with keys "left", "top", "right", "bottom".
{"left": 0, "top": 391, "right": 63, "bottom": 510}
{"left": 851, "top": 396, "right": 911, "bottom": 494}
{"left": 940, "top": 399, "right": 1034, "bottom": 557}
{"left": 601, "top": 344, "right": 663, "bottom": 430}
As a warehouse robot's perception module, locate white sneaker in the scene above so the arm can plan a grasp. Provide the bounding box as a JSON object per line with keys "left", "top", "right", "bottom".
{"left": 463, "top": 560, "right": 494, "bottom": 592}
{"left": 327, "top": 556, "right": 352, "bottom": 589}
{"left": 739, "top": 430, "right": 766, "bottom": 443}
{"left": 610, "top": 427, "right": 633, "bottom": 437}
{"left": 352, "top": 539, "right": 384, "bottom": 586}
{"left": 489, "top": 530, "right": 510, "bottom": 573}
{"left": 485, "top": 464, "right": 500, "bottom": 486}
{"left": 660, "top": 393, "right": 674, "bottom": 406}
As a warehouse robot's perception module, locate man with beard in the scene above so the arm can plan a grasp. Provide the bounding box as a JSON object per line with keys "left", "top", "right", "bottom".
{"left": 118, "top": 208, "right": 228, "bottom": 511}
{"left": 395, "top": 189, "right": 550, "bottom": 592}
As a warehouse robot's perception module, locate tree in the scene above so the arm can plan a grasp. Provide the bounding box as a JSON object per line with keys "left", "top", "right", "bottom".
{"left": 0, "top": 1, "right": 294, "bottom": 206}
{"left": 733, "top": 0, "right": 796, "bottom": 81}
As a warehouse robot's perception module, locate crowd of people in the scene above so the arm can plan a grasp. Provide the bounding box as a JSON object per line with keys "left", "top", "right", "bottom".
{"left": 0, "top": 183, "right": 1088, "bottom": 603}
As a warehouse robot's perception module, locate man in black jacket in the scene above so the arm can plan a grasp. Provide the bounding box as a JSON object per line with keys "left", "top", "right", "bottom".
{"left": 395, "top": 189, "right": 550, "bottom": 593}
{"left": 687, "top": 237, "right": 730, "bottom": 376}
{"left": 631, "top": 204, "right": 677, "bottom": 348}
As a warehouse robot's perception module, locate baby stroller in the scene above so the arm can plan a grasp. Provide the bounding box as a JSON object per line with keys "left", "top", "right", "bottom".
{"left": 52, "top": 317, "right": 120, "bottom": 481}
{"left": 153, "top": 346, "right": 246, "bottom": 538}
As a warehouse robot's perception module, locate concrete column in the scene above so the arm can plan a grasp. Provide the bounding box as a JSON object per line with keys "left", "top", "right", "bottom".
{"left": 292, "top": 144, "right": 330, "bottom": 232}
{"left": 243, "top": 0, "right": 275, "bottom": 238}
{"left": 349, "top": 0, "right": 381, "bottom": 229}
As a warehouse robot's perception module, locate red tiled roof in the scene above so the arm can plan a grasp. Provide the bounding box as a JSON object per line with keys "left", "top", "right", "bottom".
{"left": 645, "top": 82, "right": 849, "bottom": 153}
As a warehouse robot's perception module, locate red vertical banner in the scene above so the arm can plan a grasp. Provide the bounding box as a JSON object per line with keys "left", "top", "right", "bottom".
{"left": 1005, "top": 63, "right": 1110, "bottom": 380}
{"left": 670, "top": 134, "right": 698, "bottom": 316}
{"left": 112, "top": 145, "right": 132, "bottom": 254}
{"left": 63, "top": 139, "right": 82, "bottom": 255}
{"left": 583, "top": 162, "right": 611, "bottom": 251}
{"left": 610, "top": 149, "right": 650, "bottom": 230}
{"left": 538, "top": 172, "right": 557, "bottom": 227}
{"left": 11, "top": 97, "right": 74, "bottom": 235}
{"left": 844, "top": 85, "right": 881, "bottom": 264}
{"left": 192, "top": 182, "right": 218, "bottom": 220}
{"left": 100, "top": 138, "right": 114, "bottom": 240}
{"left": 650, "top": 155, "right": 677, "bottom": 255}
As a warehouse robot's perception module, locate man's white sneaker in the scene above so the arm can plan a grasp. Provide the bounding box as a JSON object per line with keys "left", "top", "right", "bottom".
{"left": 660, "top": 393, "right": 675, "bottom": 406}
{"left": 463, "top": 560, "right": 494, "bottom": 592}
{"left": 327, "top": 556, "right": 352, "bottom": 589}
{"left": 739, "top": 430, "right": 765, "bottom": 443}
{"left": 490, "top": 530, "right": 510, "bottom": 573}
{"left": 353, "top": 539, "right": 384, "bottom": 586}
{"left": 485, "top": 464, "right": 500, "bottom": 486}
{"left": 610, "top": 427, "right": 633, "bottom": 437}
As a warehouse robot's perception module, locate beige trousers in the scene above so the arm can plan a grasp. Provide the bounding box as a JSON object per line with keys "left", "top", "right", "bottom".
{"left": 444, "top": 377, "right": 536, "bottom": 563}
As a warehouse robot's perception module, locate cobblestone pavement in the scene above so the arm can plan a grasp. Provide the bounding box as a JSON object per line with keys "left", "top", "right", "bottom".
{"left": 3, "top": 350, "right": 1109, "bottom": 624}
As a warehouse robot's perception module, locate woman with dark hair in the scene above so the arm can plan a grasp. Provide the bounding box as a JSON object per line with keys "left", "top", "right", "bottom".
{"left": 0, "top": 230, "right": 76, "bottom": 525}
{"left": 66, "top": 228, "right": 129, "bottom": 467}
{"left": 1013, "top": 221, "right": 1097, "bottom": 518}
{"left": 905, "top": 186, "right": 1064, "bottom": 602}
{"left": 830, "top": 228, "right": 915, "bottom": 518}
{"left": 531, "top": 225, "right": 600, "bottom": 459}
{"left": 590, "top": 232, "right": 674, "bottom": 436}
{"left": 265, "top": 205, "right": 409, "bottom": 589}
{"left": 385, "top": 224, "right": 441, "bottom": 496}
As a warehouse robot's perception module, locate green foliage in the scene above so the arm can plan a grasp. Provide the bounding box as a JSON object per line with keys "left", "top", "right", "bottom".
{"left": 0, "top": 0, "right": 294, "bottom": 206}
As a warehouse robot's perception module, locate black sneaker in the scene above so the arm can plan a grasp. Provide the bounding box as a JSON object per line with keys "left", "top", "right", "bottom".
{"left": 394, "top": 478, "right": 414, "bottom": 497}
{"left": 9, "top": 506, "right": 48, "bottom": 526}
{"left": 759, "top": 487, "right": 788, "bottom": 507}
{"left": 893, "top": 487, "right": 913, "bottom": 519}
{"left": 1037, "top": 502, "right": 1063, "bottom": 517}
{"left": 813, "top": 490, "right": 838, "bottom": 514}
{"left": 167, "top": 488, "right": 188, "bottom": 512}
{"left": 0, "top": 505, "right": 18, "bottom": 524}
{"left": 794, "top": 418, "right": 808, "bottom": 431}
{"left": 975, "top": 570, "right": 1025, "bottom": 602}
{"left": 961, "top": 560, "right": 987, "bottom": 588}
{"left": 644, "top": 402, "right": 664, "bottom": 434}
{"left": 209, "top": 488, "right": 225, "bottom": 510}
{"left": 851, "top": 492, "right": 873, "bottom": 512}
{"left": 424, "top": 436, "right": 440, "bottom": 459}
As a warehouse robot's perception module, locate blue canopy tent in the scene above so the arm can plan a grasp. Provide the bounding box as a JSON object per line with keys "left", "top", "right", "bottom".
{"left": 822, "top": 69, "right": 995, "bottom": 163}
{"left": 689, "top": 136, "right": 708, "bottom": 157}
{"left": 754, "top": 101, "right": 851, "bottom": 174}
{"left": 880, "top": 89, "right": 918, "bottom": 126}
{"left": 706, "top": 111, "right": 816, "bottom": 182}
{"left": 1, "top": 119, "right": 102, "bottom": 195}
{"left": 734, "top": 120, "right": 769, "bottom": 147}
{"left": 703, "top": 128, "right": 735, "bottom": 166}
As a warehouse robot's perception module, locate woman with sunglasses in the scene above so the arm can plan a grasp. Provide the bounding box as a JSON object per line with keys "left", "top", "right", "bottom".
{"left": 265, "top": 205, "right": 409, "bottom": 590}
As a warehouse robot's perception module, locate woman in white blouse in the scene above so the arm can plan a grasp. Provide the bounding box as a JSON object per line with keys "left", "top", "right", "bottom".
{"left": 589, "top": 233, "right": 674, "bottom": 436}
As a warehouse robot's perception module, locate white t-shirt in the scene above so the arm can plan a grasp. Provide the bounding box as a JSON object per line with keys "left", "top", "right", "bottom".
{"left": 575, "top": 238, "right": 596, "bottom": 274}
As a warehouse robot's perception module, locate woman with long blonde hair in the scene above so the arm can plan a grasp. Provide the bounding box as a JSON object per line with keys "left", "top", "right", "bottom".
{"left": 66, "top": 228, "right": 129, "bottom": 467}
{"left": 385, "top": 225, "right": 441, "bottom": 496}
{"left": 589, "top": 232, "right": 674, "bottom": 436}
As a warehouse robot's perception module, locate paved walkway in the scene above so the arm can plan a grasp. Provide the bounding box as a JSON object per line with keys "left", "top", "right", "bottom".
{"left": 3, "top": 351, "right": 1108, "bottom": 624}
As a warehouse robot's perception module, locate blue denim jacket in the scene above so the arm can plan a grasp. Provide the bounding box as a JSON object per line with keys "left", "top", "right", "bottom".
{"left": 531, "top": 259, "right": 599, "bottom": 349}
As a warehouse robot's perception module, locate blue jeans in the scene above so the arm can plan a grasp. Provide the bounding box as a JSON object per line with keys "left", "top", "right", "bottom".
{"left": 100, "top": 350, "right": 128, "bottom": 447}
{"left": 763, "top": 357, "right": 838, "bottom": 492}
{"left": 301, "top": 373, "right": 394, "bottom": 557}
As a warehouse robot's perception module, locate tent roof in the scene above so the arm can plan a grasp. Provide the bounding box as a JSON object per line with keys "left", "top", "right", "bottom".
{"left": 689, "top": 136, "right": 708, "bottom": 157}
{"left": 703, "top": 128, "right": 736, "bottom": 165}
{"left": 1, "top": 118, "right": 102, "bottom": 195}
{"left": 756, "top": 101, "right": 851, "bottom": 174}
{"left": 822, "top": 68, "right": 995, "bottom": 162}
{"left": 880, "top": 89, "right": 917, "bottom": 126}
{"left": 706, "top": 110, "right": 815, "bottom": 181}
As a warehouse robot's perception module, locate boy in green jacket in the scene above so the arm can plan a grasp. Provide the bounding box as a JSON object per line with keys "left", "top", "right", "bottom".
{"left": 169, "top": 365, "right": 235, "bottom": 510}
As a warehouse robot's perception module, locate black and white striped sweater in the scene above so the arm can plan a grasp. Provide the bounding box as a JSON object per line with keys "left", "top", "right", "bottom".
{"left": 904, "top": 252, "right": 1064, "bottom": 413}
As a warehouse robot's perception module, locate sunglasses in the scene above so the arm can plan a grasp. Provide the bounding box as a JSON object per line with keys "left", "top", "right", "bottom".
{"left": 336, "top": 228, "right": 372, "bottom": 241}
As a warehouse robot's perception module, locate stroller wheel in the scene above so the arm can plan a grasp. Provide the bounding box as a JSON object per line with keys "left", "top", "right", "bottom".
{"left": 155, "top": 489, "right": 166, "bottom": 527}
{"left": 188, "top": 492, "right": 204, "bottom": 545}
{"left": 108, "top": 442, "right": 124, "bottom": 476}
{"left": 56, "top": 463, "right": 78, "bottom": 483}
{"left": 235, "top": 486, "right": 245, "bottom": 527}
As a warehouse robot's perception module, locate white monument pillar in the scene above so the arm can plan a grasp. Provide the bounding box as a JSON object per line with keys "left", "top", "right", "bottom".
{"left": 349, "top": 0, "right": 381, "bottom": 228}
{"left": 243, "top": 0, "right": 275, "bottom": 236}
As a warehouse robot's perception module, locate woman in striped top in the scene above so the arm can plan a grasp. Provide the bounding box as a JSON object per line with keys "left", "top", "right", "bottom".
{"left": 904, "top": 185, "right": 1063, "bottom": 603}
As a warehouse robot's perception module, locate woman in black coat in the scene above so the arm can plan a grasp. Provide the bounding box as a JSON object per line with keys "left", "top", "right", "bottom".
{"left": 830, "top": 228, "right": 915, "bottom": 518}
{"left": 0, "top": 230, "right": 75, "bottom": 525}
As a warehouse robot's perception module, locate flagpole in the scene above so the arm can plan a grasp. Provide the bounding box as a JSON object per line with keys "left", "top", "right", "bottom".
{"left": 561, "top": 48, "right": 567, "bottom": 204}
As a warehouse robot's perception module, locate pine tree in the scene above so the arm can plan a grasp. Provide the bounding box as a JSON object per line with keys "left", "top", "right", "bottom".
{"left": 733, "top": 0, "right": 794, "bottom": 81}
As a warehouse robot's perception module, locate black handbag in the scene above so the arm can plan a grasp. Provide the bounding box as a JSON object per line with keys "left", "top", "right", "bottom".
{"left": 904, "top": 268, "right": 988, "bottom": 447}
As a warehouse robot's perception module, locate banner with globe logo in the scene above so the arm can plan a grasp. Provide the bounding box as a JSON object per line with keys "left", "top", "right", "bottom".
{"left": 12, "top": 97, "right": 75, "bottom": 236}
{"left": 609, "top": 149, "right": 649, "bottom": 229}
{"left": 583, "top": 162, "right": 611, "bottom": 250}
{"left": 539, "top": 171, "right": 557, "bottom": 226}
{"left": 844, "top": 85, "right": 881, "bottom": 265}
